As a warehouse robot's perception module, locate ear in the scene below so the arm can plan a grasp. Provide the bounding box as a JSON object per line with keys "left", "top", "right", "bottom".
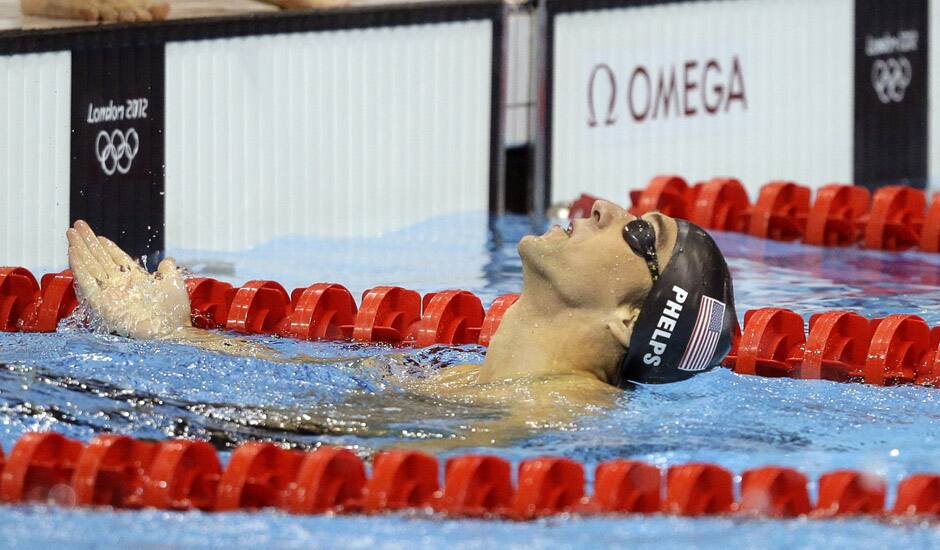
{"left": 606, "top": 303, "right": 642, "bottom": 349}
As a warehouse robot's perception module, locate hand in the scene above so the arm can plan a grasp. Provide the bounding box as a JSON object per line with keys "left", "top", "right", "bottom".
{"left": 67, "top": 220, "right": 192, "bottom": 339}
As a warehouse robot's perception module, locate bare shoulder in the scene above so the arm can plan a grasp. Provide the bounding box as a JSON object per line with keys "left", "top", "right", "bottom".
{"left": 525, "top": 372, "right": 621, "bottom": 408}
{"left": 408, "top": 362, "right": 483, "bottom": 397}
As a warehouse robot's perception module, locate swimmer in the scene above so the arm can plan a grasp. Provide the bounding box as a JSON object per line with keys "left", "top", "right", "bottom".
{"left": 65, "top": 200, "right": 735, "bottom": 449}
{"left": 20, "top": 0, "right": 347, "bottom": 23}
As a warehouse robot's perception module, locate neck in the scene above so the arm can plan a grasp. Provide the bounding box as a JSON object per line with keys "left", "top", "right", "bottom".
{"left": 477, "top": 290, "right": 624, "bottom": 386}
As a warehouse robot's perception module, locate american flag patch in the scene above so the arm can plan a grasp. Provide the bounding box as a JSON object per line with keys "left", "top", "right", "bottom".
{"left": 677, "top": 296, "right": 726, "bottom": 372}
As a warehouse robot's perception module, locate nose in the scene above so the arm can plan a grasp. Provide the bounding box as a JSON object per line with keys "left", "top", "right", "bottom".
{"left": 590, "top": 200, "right": 629, "bottom": 229}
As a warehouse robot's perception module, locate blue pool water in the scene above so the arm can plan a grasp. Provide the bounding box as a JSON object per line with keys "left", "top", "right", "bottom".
{"left": 2, "top": 212, "right": 940, "bottom": 548}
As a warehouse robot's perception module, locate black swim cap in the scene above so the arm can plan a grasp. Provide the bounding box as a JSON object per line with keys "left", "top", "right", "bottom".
{"left": 618, "top": 220, "right": 736, "bottom": 386}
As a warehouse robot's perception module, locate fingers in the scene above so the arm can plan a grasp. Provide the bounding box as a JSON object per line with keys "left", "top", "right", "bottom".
{"left": 68, "top": 246, "right": 98, "bottom": 299}
{"left": 73, "top": 0, "right": 100, "bottom": 21}
{"left": 156, "top": 258, "right": 181, "bottom": 279}
{"left": 94, "top": 0, "right": 119, "bottom": 21}
{"left": 28, "top": 0, "right": 167, "bottom": 25}
{"left": 130, "top": 6, "right": 152, "bottom": 21}
{"left": 70, "top": 219, "right": 144, "bottom": 280}
{"left": 68, "top": 229, "right": 109, "bottom": 283}
{"left": 147, "top": 2, "right": 169, "bottom": 20}
{"left": 117, "top": 7, "right": 136, "bottom": 22}
{"left": 109, "top": 0, "right": 147, "bottom": 21}
{"left": 21, "top": 0, "right": 100, "bottom": 21}
{"left": 74, "top": 220, "right": 120, "bottom": 273}
{"left": 35, "top": 0, "right": 159, "bottom": 23}
{"left": 67, "top": 229, "right": 109, "bottom": 295}
{"left": 98, "top": 235, "right": 141, "bottom": 273}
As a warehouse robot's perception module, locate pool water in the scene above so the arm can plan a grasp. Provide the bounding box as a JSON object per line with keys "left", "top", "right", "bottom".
{"left": 2, "top": 212, "right": 940, "bottom": 548}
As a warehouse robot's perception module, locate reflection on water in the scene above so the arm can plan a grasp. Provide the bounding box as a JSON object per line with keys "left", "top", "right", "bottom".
{"left": 0, "top": 329, "right": 502, "bottom": 455}
{"left": 718, "top": 231, "right": 940, "bottom": 322}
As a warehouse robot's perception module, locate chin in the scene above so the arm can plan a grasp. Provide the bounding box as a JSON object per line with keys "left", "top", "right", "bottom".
{"left": 518, "top": 234, "right": 552, "bottom": 261}
{"left": 518, "top": 234, "right": 536, "bottom": 254}
{"left": 518, "top": 234, "right": 561, "bottom": 282}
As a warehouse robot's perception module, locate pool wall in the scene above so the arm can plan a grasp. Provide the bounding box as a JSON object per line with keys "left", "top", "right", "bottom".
{"left": 2, "top": 0, "right": 939, "bottom": 271}
{"left": 0, "top": 1, "right": 505, "bottom": 271}
{"left": 539, "top": 0, "right": 934, "bottom": 214}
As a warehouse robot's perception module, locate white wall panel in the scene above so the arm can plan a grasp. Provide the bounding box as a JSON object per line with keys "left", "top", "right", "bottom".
{"left": 550, "top": 0, "right": 854, "bottom": 203}
{"left": 165, "top": 21, "right": 493, "bottom": 251}
{"left": 505, "top": 10, "right": 533, "bottom": 146}
{"left": 0, "top": 51, "right": 71, "bottom": 271}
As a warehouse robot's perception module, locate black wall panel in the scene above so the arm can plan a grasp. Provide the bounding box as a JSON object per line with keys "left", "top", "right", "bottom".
{"left": 854, "top": 0, "right": 929, "bottom": 190}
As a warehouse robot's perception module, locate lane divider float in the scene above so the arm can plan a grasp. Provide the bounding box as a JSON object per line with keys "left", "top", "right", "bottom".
{"left": 0, "top": 431, "right": 936, "bottom": 520}
{"left": 3, "top": 267, "right": 940, "bottom": 390}
{"left": 0, "top": 267, "right": 520, "bottom": 349}
{"left": 724, "top": 308, "right": 940, "bottom": 388}
{"left": 572, "top": 175, "right": 940, "bottom": 252}
{"left": 0, "top": 268, "right": 78, "bottom": 333}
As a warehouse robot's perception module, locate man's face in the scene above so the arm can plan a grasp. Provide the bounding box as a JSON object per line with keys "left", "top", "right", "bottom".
{"left": 519, "top": 200, "right": 679, "bottom": 310}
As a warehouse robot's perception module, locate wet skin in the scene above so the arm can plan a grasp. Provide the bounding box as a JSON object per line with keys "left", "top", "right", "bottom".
{"left": 66, "top": 201, "right": 680, "bottom": 450}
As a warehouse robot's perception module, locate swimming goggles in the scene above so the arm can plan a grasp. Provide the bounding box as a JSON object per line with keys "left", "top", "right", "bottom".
{"left": 622, "top": 218, "right": 660, "bottom": 282}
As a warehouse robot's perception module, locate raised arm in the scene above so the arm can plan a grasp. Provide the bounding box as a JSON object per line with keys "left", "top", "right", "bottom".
{"left": 66, "top": 220, "right": 288, "bottom": 360}
{"left": 66, "top": 221, "right": 409, "bottom": 367}
{"left": 67, "top": 220, "right": 192, "bottom": 339}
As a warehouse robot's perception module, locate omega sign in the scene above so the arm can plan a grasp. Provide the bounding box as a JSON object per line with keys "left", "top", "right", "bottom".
{"left": 587, "top": 56, "right": 747, "bottom": 127}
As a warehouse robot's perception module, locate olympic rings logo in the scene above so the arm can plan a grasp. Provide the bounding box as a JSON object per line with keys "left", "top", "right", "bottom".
{"left": 95, "top": 128, "right": 139, "bottom": 176}
{"left": 871, "top": 57, "right": 912, "bottom": 104}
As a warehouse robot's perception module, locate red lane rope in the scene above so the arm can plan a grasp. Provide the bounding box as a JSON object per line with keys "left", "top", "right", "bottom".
{"left": 0, "top": 268, "right": 77, "bottom": 333}
{"left": 0, "top": 431, "right": 936, "bottom": 520}
{"left": 3, "top": 266, "right": 940, "bottom": 389}
{"left": 0, "top": 267, "right": 519, "bottom": 348}
{"left": 724, "top": 308, "right": 940, "bottom": 388}
{"left": 572, "top": 175, "right": 939, "bottom": 252}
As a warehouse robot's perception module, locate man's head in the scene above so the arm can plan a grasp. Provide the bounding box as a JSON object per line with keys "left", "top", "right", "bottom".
{"left": 519, "top": 200, "right": 678, "bottom": 314}
{"left": 508, "top": 200, "right": 735, "bottom": 386}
